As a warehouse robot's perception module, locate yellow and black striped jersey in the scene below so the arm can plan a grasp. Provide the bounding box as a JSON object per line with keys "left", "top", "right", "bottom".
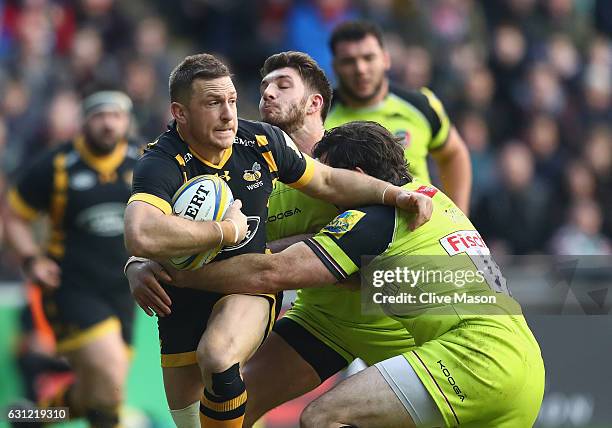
{"left": 8, "top": 137, "right": 139, "bottom": 291}
{"left": 129, "top": 119, "right": 314, "bottom": 260}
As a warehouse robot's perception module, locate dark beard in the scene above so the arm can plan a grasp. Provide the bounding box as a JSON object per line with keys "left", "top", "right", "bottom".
{"left": 83, "top": 127, "right": 119, "bottom": 155}
{"left": 266, "top": 98, "right": 307, "bottom": 135}
{"left": 338, "top": 76, "right": 385, "bottom": 104}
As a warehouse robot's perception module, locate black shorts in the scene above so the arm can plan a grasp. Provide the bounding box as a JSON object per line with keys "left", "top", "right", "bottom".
{"left": 273, "top": 316, "right": 348, "bottom": 382}
{"left": 158, "top": 285, "right": 283, "bottom": 368}
{"left": 42, "top": 285, "right": 135, "bottom": 353}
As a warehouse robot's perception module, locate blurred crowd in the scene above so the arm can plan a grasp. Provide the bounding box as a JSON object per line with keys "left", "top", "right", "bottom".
{"left": 0, "top": 0, "right": 610, "bottom": 278}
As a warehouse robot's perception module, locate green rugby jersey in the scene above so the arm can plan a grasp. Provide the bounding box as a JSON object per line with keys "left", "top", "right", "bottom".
{"left": 325, "top": 85, "right": 450, "bottom": 183}
{"left": 267, "top": 181, "right": 407, "bottom": 329}
{"left": 304, "top": 181, "right": 520, "bottom": 345}
{"left": 266, "top": 182, "right": 338, "bottom": 242}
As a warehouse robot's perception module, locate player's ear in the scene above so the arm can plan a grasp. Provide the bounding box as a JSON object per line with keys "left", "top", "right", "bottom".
{"left": 355, "top": 167, "right": 366, "bottom": 175}
{"left": 171, "top": 102, "right": 188, "bottom": 124}
{"left": 382, "top": 50, "right": 391, "bottom": 71}
{"left": 307, "top": 94, "right": 324, "bottom": 116}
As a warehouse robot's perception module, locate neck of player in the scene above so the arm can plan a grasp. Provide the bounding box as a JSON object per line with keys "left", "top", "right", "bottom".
{"left": 288, "top": 117, "right": 325, "bottom": 157}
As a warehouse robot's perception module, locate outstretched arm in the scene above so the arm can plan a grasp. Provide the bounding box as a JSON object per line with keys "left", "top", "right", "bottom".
{"left": 166, "top": 242, "right": 336, "bottom": 294}
{"left": 298, "top": 160, "right": 432, "bottom": 230}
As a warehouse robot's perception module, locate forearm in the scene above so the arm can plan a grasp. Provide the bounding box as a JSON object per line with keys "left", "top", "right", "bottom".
{"left": 3, "top": 211, "right": 40, "bottom": 260}
{"left": 171, "top": 254, "right": 283, "bottom": 294}
{"left": 170, "top": 242, "right": 336, "bottom": 294}
{"left": 268, "top": 233, "right": 314, "bottom": 253}
{"left": 124, "top": 202, "right": 235, "bottom": 259}
{"left": 307, "top": 166, "right": 401, "bottom": 208}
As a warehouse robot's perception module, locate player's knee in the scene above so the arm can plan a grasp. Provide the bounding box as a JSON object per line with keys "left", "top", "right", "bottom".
{"left": 80, "top": 352, "right": 128, "bottom": 406}
{"left": 89, "top": 370, "right": 125, "bottom": 407}
{"left": 197, "top": 334, "right": 240, "bottom": 374}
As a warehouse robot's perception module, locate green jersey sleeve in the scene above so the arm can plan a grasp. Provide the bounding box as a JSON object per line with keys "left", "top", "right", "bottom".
{"left": 304, "top": 205, "right": 396, "bottom": 281}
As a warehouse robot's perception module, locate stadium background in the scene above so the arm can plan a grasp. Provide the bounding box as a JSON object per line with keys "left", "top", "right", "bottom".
{"left": 0, "top": 0, "right": 610, "bottom": 427}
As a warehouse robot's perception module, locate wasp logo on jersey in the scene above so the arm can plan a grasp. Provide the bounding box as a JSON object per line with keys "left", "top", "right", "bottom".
{"left": 323, "top": 210, "right": 366, "bottom": 239}
{"left": 222, "top": 216, "right": 260, "bottom": 252}
{"left": 243, "top": 162, "right": 262, "bottom": 182}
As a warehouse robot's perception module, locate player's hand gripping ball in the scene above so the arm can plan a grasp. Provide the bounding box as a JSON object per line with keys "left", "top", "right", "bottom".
{"left": 169, "top": 175, "right": 233, "bottom": 270}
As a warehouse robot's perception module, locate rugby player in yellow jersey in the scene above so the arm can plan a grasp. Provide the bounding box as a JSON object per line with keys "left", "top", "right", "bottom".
{"left": 327, "top": 20, "right": 472, "bottom": 214}
{"left": 124, "top": 54, "right": 433, "bottom": 428}
{"left": 163, "top": 121, "right": 546, "bottom": 428}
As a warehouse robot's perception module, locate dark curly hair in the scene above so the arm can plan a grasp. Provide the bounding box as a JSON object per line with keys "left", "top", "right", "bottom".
{"left": 313, "top": 121, "right": 411, "bottom": 186}
{"left": 329, "top": 20, "right": 384, "bottom": 54}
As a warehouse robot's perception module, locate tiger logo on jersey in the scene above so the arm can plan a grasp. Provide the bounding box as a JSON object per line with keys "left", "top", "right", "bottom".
{"left": 323, "top": 210, "right": 366, "bottom": 239}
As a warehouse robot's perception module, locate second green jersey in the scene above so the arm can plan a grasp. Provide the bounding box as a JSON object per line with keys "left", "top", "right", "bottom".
{"left": 304, "top": 181, "right": 520, "bottom": 345}
{"left": 267, "top": 181, "right": 410, "bottom": 333}
{"left": 266, "top": 182, "right": 338, "bottom": 242}
{"left": 325, "top": 85, "right": 450, "bottom": 183}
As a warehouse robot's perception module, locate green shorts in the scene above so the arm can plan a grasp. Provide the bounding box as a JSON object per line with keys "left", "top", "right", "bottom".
{"left": 404, "top": 315, "right": 545, "bottom": 427}
{"left": 275, "top": 289, "right": 415, "bottom": 377}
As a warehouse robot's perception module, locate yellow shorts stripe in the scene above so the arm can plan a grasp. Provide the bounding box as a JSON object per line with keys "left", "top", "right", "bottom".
{"left": 56, "top": 317, "right": 121, "bottom": 353}
{"left": 161, "top": 351, "right": 198, "bottom": 368}
{"left": 129, "top": 193, "right": 172, "bottom": 215}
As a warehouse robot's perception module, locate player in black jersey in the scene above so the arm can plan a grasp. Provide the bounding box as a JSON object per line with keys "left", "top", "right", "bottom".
{"left": 124, "top": 53, "right": 433, "bottom": 428}
{"left": 4, "top": 91, "right": 137, "bottom": 428}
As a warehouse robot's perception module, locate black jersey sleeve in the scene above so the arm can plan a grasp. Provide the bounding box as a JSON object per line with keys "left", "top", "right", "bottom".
{"left": 390, "top": 84, "right": 451, "bottom": 150}
{"left": 129, "top": 150, "right": 185, "bottom": 214}
{"left": 260, "top": 123, "right": 314, "bottom": 189}
{"left": 8, "top": 151, "right": 56, "bottom": 220}
{"left": 304, "top": 205, "right": 396, "bottom": 281}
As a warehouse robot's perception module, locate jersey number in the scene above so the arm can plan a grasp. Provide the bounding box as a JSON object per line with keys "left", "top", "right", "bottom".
{"left": 469, "top": 252, "right": 511, "bottom": 296}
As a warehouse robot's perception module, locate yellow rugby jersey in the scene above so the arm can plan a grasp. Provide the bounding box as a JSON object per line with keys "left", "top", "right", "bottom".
{"left": 130, "top": 119, "right": 314, "bottom": 260}
{"left": 266, "top": 182, "right": 339, "bottom": 242}
{"left": 305, "top": 181, "right": 520, "bottom": 345}
{"left": 325, "top": 85, "right": 450, "bottom": 183}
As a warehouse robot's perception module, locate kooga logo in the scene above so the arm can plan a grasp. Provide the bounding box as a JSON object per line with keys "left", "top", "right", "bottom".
{"left": 438, "top": 360, "right": 466, "bottom": 402}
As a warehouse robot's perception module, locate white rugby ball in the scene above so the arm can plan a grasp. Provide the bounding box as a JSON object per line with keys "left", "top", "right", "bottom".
{"left": 169, "top": 175, "right": 233, "bottom": 270}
